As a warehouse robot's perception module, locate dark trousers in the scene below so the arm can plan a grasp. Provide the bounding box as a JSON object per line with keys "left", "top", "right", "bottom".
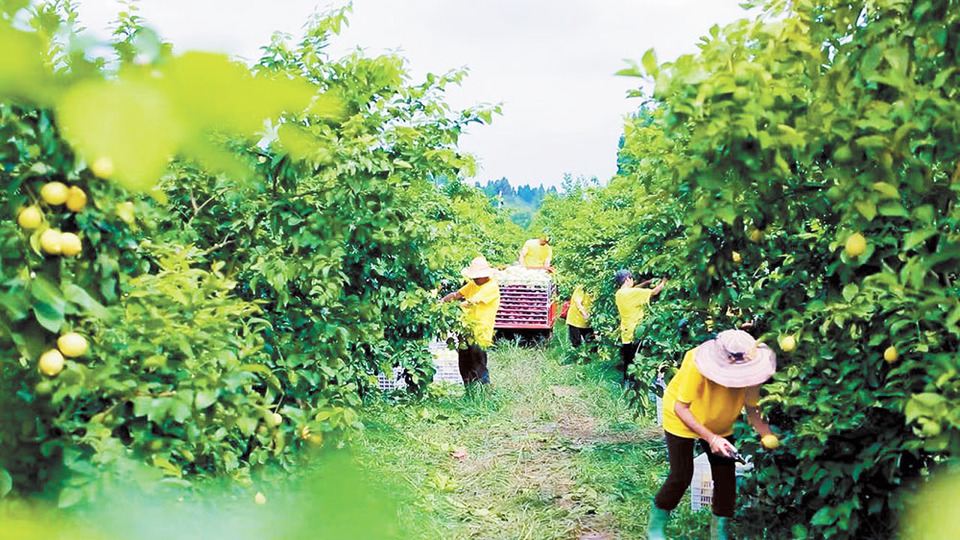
{"left": 458, "top": 343, "right": 489, "bottom": 384}
{"left": 568, "top": 325, "right": 595, "bottom": 348}
{"left": 618, "top": 342, "right": 640, "bottom": 386}
{"left": 654, "top": 431, "right": 738, "bottom": 517}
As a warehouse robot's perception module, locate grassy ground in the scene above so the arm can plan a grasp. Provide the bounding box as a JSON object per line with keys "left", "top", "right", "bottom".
{"left": 353, "top": 335, "right": 712, "bottom": 539}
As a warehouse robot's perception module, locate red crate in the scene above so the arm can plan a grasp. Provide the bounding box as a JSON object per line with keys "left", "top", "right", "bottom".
{"left": 495, "top": 283, "right": 558, "bottom": 329}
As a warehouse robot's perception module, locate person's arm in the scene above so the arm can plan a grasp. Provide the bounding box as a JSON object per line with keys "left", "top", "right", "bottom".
{"left": 674, "top": 401, "right": 736, "bottom": 457}
{"left": 650, "top": 277, "right": 667, "bottom": 297}
{"left": 636, "top": 278, "right": 654, "bottom": 288}
{"left": 745, "top": 385, "right": 774, "bottom": 438}
{"left": 441, "top": 291, "right": 464, "bottom": 303}
{"left": 518, "top": 245, "right": 529, "bottom": 266}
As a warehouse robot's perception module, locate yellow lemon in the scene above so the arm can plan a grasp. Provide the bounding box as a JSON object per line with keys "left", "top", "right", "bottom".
{"left": 761, "top": 434, "right": 781, "bottom": 449}
{"left": 254, "top": 492, "right": 267, "bottom": 505}
{"left": 883, "top": 346, "right": 898, "bottom": 363}
{"left": 17, "top": 205, "right": 43, "bottom": 229}
{"left": 748, "top": 227, "right": 763, "bottom": 243}
{"left": 39, "top": 229, "right": 62, "bottom": 255}
{"left": 59, "top": 232, "right": 82, "bottom": 256}
{"left": 40, "top": 181, "right": 69, "bottom": 205}
{"left": 732, "top": 251, "right": 742, "bottom": 264}
{"left": 65, "top": 186, "right": 88, "bottom": 212}
{"left": 57, "top": 332, "right": 89, "bottom": 357}
{"left": 779, "top": 335, "right": 796, "bottom": 352}
{"left": 707, "top": 265, "right": 716, "bottom": 276}
{"left": 844, "top": 233, "right": 867, "bottom": 258}
{"left": 91, "top": 156, "right": 115, "bottom": 178}
{"left": 38, "top": 349, "right": 65, "bottom": 377}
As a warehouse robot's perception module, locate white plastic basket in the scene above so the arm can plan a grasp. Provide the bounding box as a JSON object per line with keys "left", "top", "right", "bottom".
{"left": 430, "top": 342, "right": 463, "bottom": 385}
{"left": 376, "top": 366, "right": 407, "bottom": 391}
{"left": 690, "top": 452, "right": 753, "bottom": 511}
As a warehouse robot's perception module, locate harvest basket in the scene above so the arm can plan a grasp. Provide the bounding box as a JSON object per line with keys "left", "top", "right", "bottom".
{"left": 690, "top": 452, "right": 753, "bottom": 511}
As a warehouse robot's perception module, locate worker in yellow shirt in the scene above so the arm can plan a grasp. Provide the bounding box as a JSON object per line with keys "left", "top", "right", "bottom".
{"left": 565, "top": 284, "right": 594, "bottom": 349}
{"left": 441, "top": 256, "right": 501, "bottom": 385}
{"left": 648, "top": 329, "right": 777, "bottom": 540}
{"left": 518, "top": 236, "right": 552, "bottom": 269}
{"left": 614, "top": 269, "right": 667, "bottom": 385}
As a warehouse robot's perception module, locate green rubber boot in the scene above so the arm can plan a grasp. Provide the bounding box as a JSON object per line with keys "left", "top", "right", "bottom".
{"left": 710, "top": 515, "right": 730, "bottom": 540}
{"left": 647, "top": 505, "right": 669, "bottom": 540}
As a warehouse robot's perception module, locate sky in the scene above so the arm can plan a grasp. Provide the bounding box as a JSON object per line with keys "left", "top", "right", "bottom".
{"left": 74, "top": 0, "right": 753, "bottom": 188}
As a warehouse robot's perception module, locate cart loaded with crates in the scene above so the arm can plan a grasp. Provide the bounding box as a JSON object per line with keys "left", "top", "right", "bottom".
{"left": 494, "top": 266, "right": 559, "bottom": 339}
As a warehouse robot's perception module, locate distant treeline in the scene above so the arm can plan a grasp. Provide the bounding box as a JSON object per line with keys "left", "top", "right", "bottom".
{"left": 476, "top": 178, "right": 558, "bottom": 228}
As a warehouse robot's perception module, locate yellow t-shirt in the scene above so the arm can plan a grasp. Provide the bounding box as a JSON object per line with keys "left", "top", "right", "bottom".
{"left": 615, "top": 287, "right": 653, "bottom": 343}
{"left": 458, "top": 279, "right": 501, "bottom": 348}
{"left": 566, "top": 285, "right": 592, "bottom": 329}
{"left": 662, "top": 349, "right": 758, "bottom": 439}
{"left": 521, "top": 239, "right": 552, "bottom": 268}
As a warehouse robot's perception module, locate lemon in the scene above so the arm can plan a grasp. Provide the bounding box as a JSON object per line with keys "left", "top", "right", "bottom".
{"left": 57, "top": 332, "right": 89, "bottom": 357}
{"left": 40, "top": 181, "right": 69, "bottom": 205}
{"left": 883, "top": 346, "right": 898, "bottom": 363}
{"left": 761, "top": 434, "right": 781, "bottom": 449}
{"left": 17, "top": 205, "right": 43, "bottom": 229}
{"left": 255, "top": 492, "right": 267, "bottom": 505}
{"left": 38, "top": 349, "right": 65, "bottom": 377}
{"left": 707, "top": 265, "right": 716, "bottom": 276}
{"left": 748, "top": 227, "right": 763, "bottom": 243}
{"left": 779, "top": 335, "right": 796, "bottom": 352}
{"left": 732, "top": 251, "right": 742, "bottom": 264}
{"left": 59, "top": 232, "right": 82, "bottom": 257}
{"left": 65, "top": 186, "right": 88, "bottom": 212}
{"left": 266, "top": 412, "right": 283, "bottom": 428}
{"left": 844, "top": 233, "right": 867, "bottom": 258}
{"left": 91, "top": 156, "right": 115, "bottom": 178}
{"left": 39, "top": 229, "right": 62, "bottom": 255}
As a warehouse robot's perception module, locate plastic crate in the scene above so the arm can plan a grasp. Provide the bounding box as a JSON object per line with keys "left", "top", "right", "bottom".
{"left": 690, "top": 452, "right": 753, "bottom": 511}
{"left": 376, "top": 366, "right": 407, "bottom": 391}
{"left": 431, "top": 347, "right": 463, "bottom": 385}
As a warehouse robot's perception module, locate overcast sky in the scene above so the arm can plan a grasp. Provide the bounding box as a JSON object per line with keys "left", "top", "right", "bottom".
{"left": 75, "top": 1, "right": 751, "bottom": 188}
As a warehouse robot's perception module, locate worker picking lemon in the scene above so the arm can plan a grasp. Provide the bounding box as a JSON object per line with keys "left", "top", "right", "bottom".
{"left": 647, "top": 329, "right": 779, "bottom": 540}
{"left": 441, "top": 256, "right": 501, "bottom": 386}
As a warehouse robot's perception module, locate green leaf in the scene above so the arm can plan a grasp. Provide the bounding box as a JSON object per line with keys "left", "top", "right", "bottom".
{"left": 30, "top": 276, "right": 66, "bottom": 333}
{"left": 871, "top": 182, "right": 899, "bottom": 199}
{"left": 903, "top": 230, "right": 936, "bottom": 251}
{"left": 63, "top": 283, "right": 111, "bottom": 320}
{"left": 842, "top": 284, "right": 859, "bottom": 302}
{"left": 811, "top": 506, "right": 835, "bottom": 526}
{"left": 0, "top": 468, "right": 12, "bottom": 499}
{"left": 195, "top": 390, "right": 218, "bottom": 410}
{"left": 854, "top": 200, "right": 877, "bottom": 221}
{"left": 57, "top": 486, "right": 84, "bottom": 508}
{"left": 642, "top": 49, "right": 659, "bottom": 77}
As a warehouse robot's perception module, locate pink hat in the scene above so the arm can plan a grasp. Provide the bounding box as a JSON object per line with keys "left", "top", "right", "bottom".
{"left": 694, "top": 329, "right": 776, "bottom": 388}
{"left": 461, "top": 256, "right": 494, "bottom": 280}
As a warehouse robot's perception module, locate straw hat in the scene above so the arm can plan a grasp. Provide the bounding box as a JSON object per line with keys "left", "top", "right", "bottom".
{"left": 694, "top": 329, "right": 776, "bottom": 388}
{"left": 461, "top": 256, "right": 495, "bottom": 280}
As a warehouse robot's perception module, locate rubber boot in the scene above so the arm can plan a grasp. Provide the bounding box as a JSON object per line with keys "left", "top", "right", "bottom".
{"left": 647, "top": 505, "right": 669, "bottom": 540}
{"left": 710, "top": 515, "right": 730, "bottom": 540}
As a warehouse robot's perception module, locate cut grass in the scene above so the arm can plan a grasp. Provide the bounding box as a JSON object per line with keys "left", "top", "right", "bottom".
{"left": 353, "top": 337, "right": 711, "bottom": 539}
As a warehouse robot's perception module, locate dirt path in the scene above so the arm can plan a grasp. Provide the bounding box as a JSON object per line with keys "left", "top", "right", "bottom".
{"left": 441, "top": 345, "right": 663, "bottom": 540}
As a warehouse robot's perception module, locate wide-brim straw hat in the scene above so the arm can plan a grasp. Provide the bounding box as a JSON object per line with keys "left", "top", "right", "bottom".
{"left": 462, "top": 256, "right": 495, "bottom": 280}
{"left": 694, "top": 329, "right": 776, "bottom": 388}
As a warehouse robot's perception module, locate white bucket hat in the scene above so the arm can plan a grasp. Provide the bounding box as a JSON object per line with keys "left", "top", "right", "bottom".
{"left": 461, "top": 256, "right": 495, "bottom": 280}
{"left": 694, "top": 329, "right": 776, "bottom": 388}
